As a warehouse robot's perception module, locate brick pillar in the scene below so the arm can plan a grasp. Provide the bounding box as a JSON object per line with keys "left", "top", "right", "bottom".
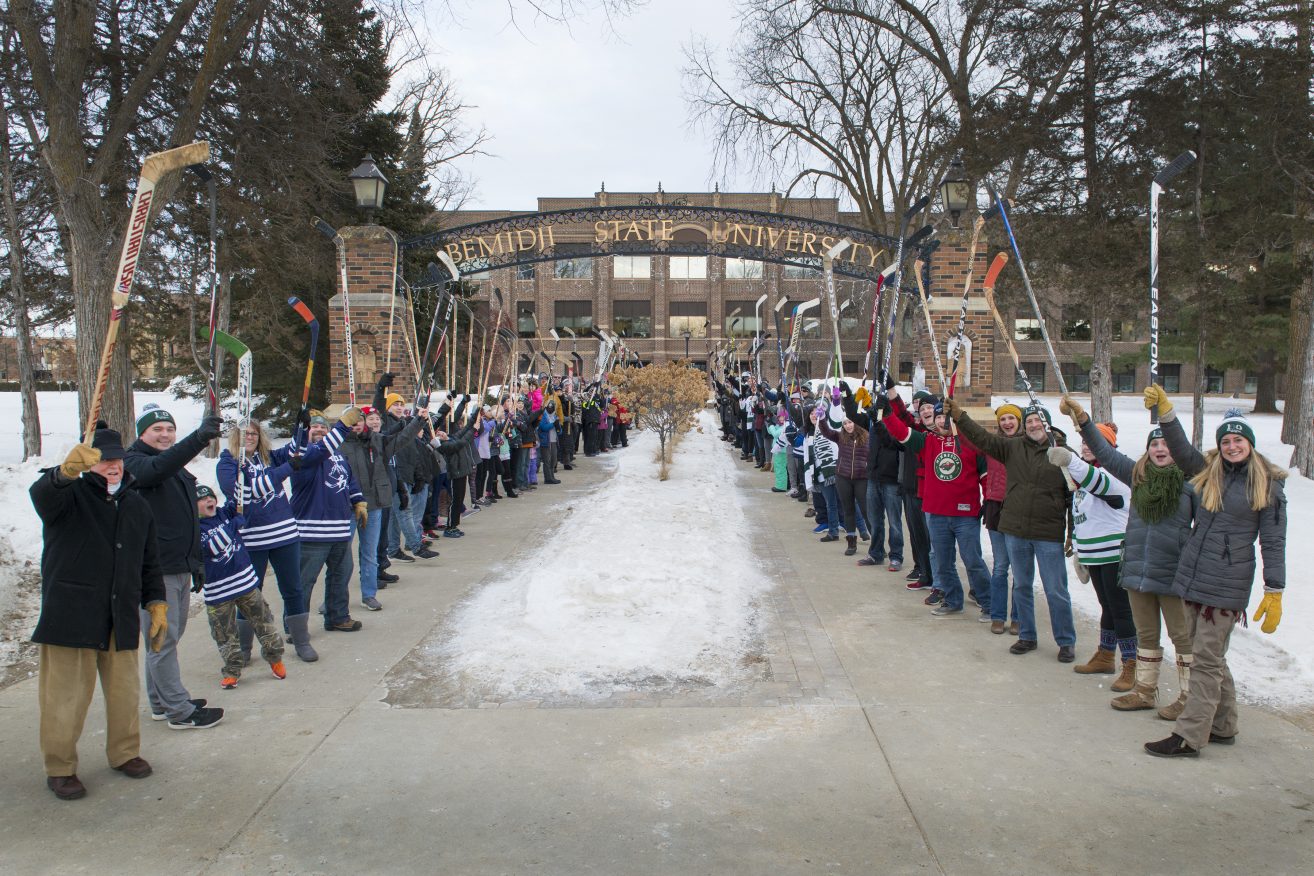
{"left": 927, "top": 226, "right": 995, "bottom": 413}
{"left": 328, "top": 225, "right": 417, "bottom": 407}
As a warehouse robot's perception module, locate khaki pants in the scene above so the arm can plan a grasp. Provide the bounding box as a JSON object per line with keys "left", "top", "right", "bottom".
{"left": 39, "top": 635, "right": 140, "bottom": 777}
{"left": 1174, "top": 603, "right": 1240, "bottom": 749}
{"left": 1126, "top": 590, "right": 1192, "bottom": 654}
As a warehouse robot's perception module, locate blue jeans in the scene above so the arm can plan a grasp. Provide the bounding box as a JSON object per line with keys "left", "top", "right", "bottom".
{"left": 1005, "top": 534, "right": 1075, "bottom": 646}
{"left": 926, "top": 514, "right": 992, "bottom": 611}
{"left": 405, "top": 484, "right": 428, "bottom": 548}
{"left": 248, "top": 541, "right": 305, "bottom": 618}
{"left": 516, "top": 446, "right": 531, "bottom": 487}
{"left": 300, "top": 539, "right": 353, "bottom": 628}
{"left": 388, "top": 488, "right": 424, "bottom": 554}
{"left": 356, "top": 509, "right": 383, "bottom": 600}
{"left": 866, "top": 481, "right": 904, "bottom": 563}
{"left": 821, "top": 482, "right": 841, "bottom": 537}
{"left": 987, "top": 528, "right": 1017, "bottom": 623}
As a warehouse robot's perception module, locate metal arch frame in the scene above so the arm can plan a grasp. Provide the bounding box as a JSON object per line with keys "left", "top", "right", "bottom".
{"left": 401, "top": 204, "right": 931, "bottom": 287}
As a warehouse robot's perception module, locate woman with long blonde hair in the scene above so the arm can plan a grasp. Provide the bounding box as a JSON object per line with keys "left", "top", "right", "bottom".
{"left": 1141, "top": 387, "right": 1287, "bottom": 758}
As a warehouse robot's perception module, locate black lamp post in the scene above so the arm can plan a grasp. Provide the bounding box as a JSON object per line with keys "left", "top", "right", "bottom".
{"left": 939, "top": 155, "right": 971, "bottom": 228}
{"left": 682, "top": 328, "right": 691, "bottom": 359}
{"left": 349, "top": 154, "right": 388, "bottom": 223}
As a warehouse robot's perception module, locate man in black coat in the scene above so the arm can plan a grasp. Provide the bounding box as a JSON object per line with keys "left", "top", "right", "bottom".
{"left": 31, "top": 428, "right": 169, "bottom": 800}
{"left": 123, "top": 404, "right": 224, "bottom": 729}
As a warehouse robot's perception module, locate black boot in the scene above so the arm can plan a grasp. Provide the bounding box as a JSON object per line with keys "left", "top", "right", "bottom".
{"left": 844, "top": 535, "right": 857, "bottom": 556}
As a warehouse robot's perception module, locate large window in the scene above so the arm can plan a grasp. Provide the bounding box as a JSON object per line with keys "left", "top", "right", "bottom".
{"left": 613, "top": 255, "right": 651, "bottom": 279}
{"left": 724, "top": 257, "right": 764, "bottom": 279}
{"left": 724, "top": 300, "right": 760, "bottom": 338}
{"left": 1159, "top": 363, "right": 1181, "bottom": 393}
{"left": 1061, "top": 319, "right": 1091, "bottom": 341}
{"left": 1111, "top": 320, "right": 1138, "bottom": 342}
{"left": 800, "top": 316, "right": 822, "bottom": 338}
{"left": 669, "top": 256, "right": 707, "bottom": 279}
{"left": 1205, "top": 367, "right": 1225, "bottom": 394}
{"left": 613, "top": 300, "right": 652, "bottom": 338}
{"left": 517, "top": 303, "right": 536, "bottom": 338}
{"left": 554, "top": 300, "right": 593, "bottom": 332}
{"left": 1015, "top": 362, "right": 1046, "bottom": 393}
{"left": 1014, "top": 318, "right": 1043, "bottom": 341}
{"left": 516, "top": 264, "right": 536, "bottom": 280}
{"left": 1114, "top": 366, "right": 1137, "bottom": 393}
{"left": 783, "top": 258, "right": 820, "bottom": 279}
{"left": 668, "top": 301, "right": 708, "bottom": 338}
{"left": 554, "top": 257, "right": 591, "bottom": 279}
{"left": 1244, "top": 372, "right": 1258, "bottom": 394}
{"left": 1060, "top": 362, "right": 1090, "bottom": 393}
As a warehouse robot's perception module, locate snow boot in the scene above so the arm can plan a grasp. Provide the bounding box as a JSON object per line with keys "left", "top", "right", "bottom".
{"left": 237, "top": 619, "right": 254, "bottom": 667}
{"left": 1074, "top": 648, "right": 1116, "bottom": 675}
{"left": 1112, "top": 648, "right": 1160, "bottom": 711}
{"left": 286, "top": 613, "right": 318, "bottom": 663}
{"left": 844, "top": 535, "right": 857, "bottom": 556}
{"left": 1158, "top": 654, "right": 1192, "bottom": 721}
{"left": 1111, "top": 659, "right": 1137, "bottom": 692}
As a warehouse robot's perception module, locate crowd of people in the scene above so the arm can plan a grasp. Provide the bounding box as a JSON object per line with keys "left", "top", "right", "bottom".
{"left": 28, "top": 372, "right": 630, "bottom": 800}
{"left": 714, "top": 373, "right": 1287, "bottom": 759}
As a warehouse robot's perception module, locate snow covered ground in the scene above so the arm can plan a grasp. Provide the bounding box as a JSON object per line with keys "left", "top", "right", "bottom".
{"left": 431, "top": 410, "right": 774, "bottom": 701}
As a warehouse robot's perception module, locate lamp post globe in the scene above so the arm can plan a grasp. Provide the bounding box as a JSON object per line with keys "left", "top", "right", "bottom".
{"left": 939, "top": 155, "right": 971, "bottom": 229}
{"left": 349, "top": 154, "right": 389, "bottom": 223}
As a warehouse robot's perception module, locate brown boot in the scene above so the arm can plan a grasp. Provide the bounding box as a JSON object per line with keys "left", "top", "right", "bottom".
{"left": 1112, "top": 648, "right": 1161, "bottom": 711}
{"left": 1158, "top": 654, "right": 1192, "bottom": 721}
{"left": 1111, "top": 659, "right": 1136, "bottom": 692}
{"left": 1074, "top": 648, "right": 1116, "bottom": 675}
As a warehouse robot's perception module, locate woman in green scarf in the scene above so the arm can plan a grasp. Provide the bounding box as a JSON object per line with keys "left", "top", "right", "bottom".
{"left": 1059, "top": 395, "right": 1196, "bottom": 718}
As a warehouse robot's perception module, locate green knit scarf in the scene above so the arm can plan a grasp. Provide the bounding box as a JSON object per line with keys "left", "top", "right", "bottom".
{"left": 1132, "top": 463, "right": 1185, "bottom": 524}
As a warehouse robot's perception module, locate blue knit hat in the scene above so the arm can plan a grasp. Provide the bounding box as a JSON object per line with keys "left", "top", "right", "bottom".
{"left": 1216, "top": 408, "right": 1255, "bottom": 447}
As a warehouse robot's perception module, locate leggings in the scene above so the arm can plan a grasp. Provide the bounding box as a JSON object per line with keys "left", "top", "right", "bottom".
{"left": 1087, "top": 562, "right": 1136, "bottom": 640}
{"left": 446, "top": 474, "right": 467, "bottom": 529}
{"left": 475, "top": 458, "right": 494, "bottom": 498}
{"left": 247, "top": 541, "right": 305, "bottom": 618}
{"left": 834, "top": 475, "right": 862, "bottom": 535}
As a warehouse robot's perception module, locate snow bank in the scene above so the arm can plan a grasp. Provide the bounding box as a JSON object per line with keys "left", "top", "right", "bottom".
{"left": 435, "top": 410, "right": 773, "bottom": 700}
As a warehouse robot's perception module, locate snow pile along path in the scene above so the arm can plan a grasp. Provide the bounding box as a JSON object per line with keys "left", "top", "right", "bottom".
{"left": 437, "top": 410, "right": 772, "bottom": 701}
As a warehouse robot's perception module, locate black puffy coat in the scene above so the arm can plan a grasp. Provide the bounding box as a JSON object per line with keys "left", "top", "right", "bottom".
{"left": 434, "top": 421, "right": 476, "bottom": 479}
{"left": 124, "top": 430, "right": 208, "bottom": 576}
{"left": 30, "top": 469, "right": 165, "bottom": 651}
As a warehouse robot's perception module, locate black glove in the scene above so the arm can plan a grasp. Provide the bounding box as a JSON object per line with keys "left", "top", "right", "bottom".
{"left": 882, "top": 371, "right": 896, "bottom": 391}
{"left": 398, "top": 488, "right": 410, "bottom": 510}
{"left": 197, "top": 414, "right": 224, "bottom": 443}
{"left": 878, "top": 396, "right": 892, "bottom": 416}
{"left": 377, "top": 372, "right": 396, "bottom": 389}
{"left": 840, "top": 382, "right": 853, "bottom": 397}
{"left": 415, "top": 393, "right": 429, "bottom": 411}
{"left": 190, "top": 574, "right": 204, "bottom": 594}
{"left": 297, "top": 406, "right": 311, "bottom": 431}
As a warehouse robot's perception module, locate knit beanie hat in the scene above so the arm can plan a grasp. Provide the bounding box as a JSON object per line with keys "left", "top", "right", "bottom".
{"left": 135, "top": 403, "right": 175, "bottom": 436}
{"left": 994, "top": 402, "right": 1024, "bottom": 423}
{"left": 1146, "top": 426, "right": 1165, "bottom": 449}
{"left": 1022, "top": 403, "right": 1052, "bottom": 428}
{"left": 912, "top": 389, "right": 934, "bottom": 407}
{"left": 1216, "top": 408, "right": 1255, "bottom": 447}
{"left": 308, "top": 410, "right": 330, "bottom": 427}
{"left": 384, "top": 392, "right": 404, "bottom": 410}
{"left": 195, "top": 484, "right": 216, "bottom": 501}
{"left": 1096, "top": 422, "right": 1118, "bottom": 447}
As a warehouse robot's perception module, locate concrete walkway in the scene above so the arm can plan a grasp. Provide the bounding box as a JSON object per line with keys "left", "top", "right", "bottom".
{"left": 2, "top": 433, "right": 1313, "bottom": 875}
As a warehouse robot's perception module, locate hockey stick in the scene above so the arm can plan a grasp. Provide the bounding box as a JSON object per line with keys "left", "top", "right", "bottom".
{"left": 287, "top": 296, "right": 319, "bottom": 411}
{"left": 822, "top": 239, "right": 853, "bottom": 388}
{"left": 785, "top": 297, "right": 821, "bottom": 391}
{"left": 914, "top": 260, "right": 949, "bottom": 393}
{"left": 187, "top": 163, "right": 219, "bottom": 414}
{"left": 945, "top": 214, "right": 986, "bottom": 397}
{"left": 773, "top": 296, "right": 790, "bottom": 387}
{"left": 210, "top": 328, "right": 251, "bottom": 512}
{"left": 85, "top": 141, "right": 210, "bottom": 440}
{"left": 312, "top": 218, "right": 358, "bottom": 405}
{"left": 858, "top": 263, "right": 899, "bottom": 394}
{"left": 1149, "top": 150, "right": 1197, "bottom": 424}
{"left": 877, "top": 214, "right": 935, "bottom": 411}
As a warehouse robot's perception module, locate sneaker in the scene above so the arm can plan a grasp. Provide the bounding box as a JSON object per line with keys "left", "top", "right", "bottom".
{"left": 977, "top": 609, "right": 992, "bottom": 623}
{"left": 151, "top": 698, "right": 207, "bottom": 721}
{"left": 819, "top": 533, "right": 839, "bottom": 543}
{"left": 414, "top": 547, "right": 440, "bottom": 559}
{"left": 389, "top": 550, "right": 416, "bottom": 563}
{"left": 362, "top": 597, "right": 383, "bottom": 611}
{"left": 466, "top": 504, "right": 482, "bottom": 515}
{"left": 905, "top": 568, "right": 921, "bottom": 582}
{"left": 425, "top": 528, "right": 443, "bottom": 539}
{"left": 327, "top": 619, "right": 363, "bottom": 632}
{"left": 168, "top": 706, "right": 225, "bottom": 730}
{"left": 270, "top": 661, "right": 287, "bottom": 679}
{"left": 887, "top": 560, "right": 902, "bottom": 572}
{"left": 923, "top": 588, "right": 944, "bottom": 606}
{"left": 443, "top": 528, "right": 465, "bottom": 538}
{"left": 812, "top": 523, "right": 828, "bottom": 534}
{"left": 857, "top": 556, "right": 881, "bottom": 567}
{"left": 220, "top": 677, "right": 239, "bottom": 689}
{"left": 1144, "top": 733, "right": 1199, "bottom": 758}
{"left": 931, "top": 604, "right": 963, "bottom": 617}
{"left": 378, "top": 571, "right": 399, "bottom": 585}
{"left": 905, "top": 579, "right": 931, "bottom": 591}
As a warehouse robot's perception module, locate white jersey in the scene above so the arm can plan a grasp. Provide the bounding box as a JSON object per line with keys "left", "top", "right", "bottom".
{"left": 1064, "top": 455, "right": 1131, "bottom": 566}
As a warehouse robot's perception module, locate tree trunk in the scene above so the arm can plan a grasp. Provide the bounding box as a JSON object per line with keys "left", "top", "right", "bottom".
{"left": 1192, "top": 326, "right": 1206, "bottom": 450}
{"left": 1252, "top": 348, "right": 1279, "bottom": 414}
{"left": 1291, "top": 276, "right": 1314, "bottom": 475}
{"left": 67, "top": 208, "right": 136, "bottom": 435}
{"left": 1284, "top": 274, "right": 1312, "bottom": 443}
{"left": 0, "top": 119, "right": 42, "bottom": 459}
{"left": 1089, "top": 315, "right": 1113, "bottom": 422}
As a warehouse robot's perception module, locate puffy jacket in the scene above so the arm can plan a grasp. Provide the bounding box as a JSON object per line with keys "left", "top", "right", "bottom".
{"left": 124, "top": 428, "right": 209, "bottom": 576}
{"left": 1161, "top": 413, "right": 1286, "bottom": 610}
{"left": 1080, "top": 417, "right": 1196, "bottom": 595}
{"left": 30, "top": 468, "right": 164, "bottom": 651}
{"left": 817, "top": 420, "right": 869, "bottom": 480}
{"left": 434, "top": 421, "right": 477, "bottom": 479}
{"left": 984, "top": 456, "right": 1007, "bottom": 503}
{"left": 338, "top": 416, "right": 426, "bottom": 509}
{"left": 954, "top": 411, "right": 1070, "bottom": 543}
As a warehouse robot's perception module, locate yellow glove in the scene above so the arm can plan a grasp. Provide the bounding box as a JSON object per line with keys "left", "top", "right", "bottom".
{"left": 147, "top": 602, "right": 169, "bottom": 652}
{"left": 354, "top": 502, "right": 369, "bottom": 528}
{"left": 60, "top": 443, "right": 102, "bottom": 479}
{"left": 1059, "top": 395, "right": 1086, "bottom": 425}
{"left": 339, "top": 406, "right": 363, "bottom": 428}
{"left": 854, "top": 386, "right": 873, "bottom": 409}
{"left": 1143, "top": 384, "right": 1173, "bottom": 418}
{"left": 1253, "top": 591, "right": 1282, "bottom": 634}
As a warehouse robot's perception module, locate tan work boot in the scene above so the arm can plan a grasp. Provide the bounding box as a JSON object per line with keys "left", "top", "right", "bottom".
{"left": 1111, "top": 659, "right": 1136, "bottom": 692}
{"left": 1158, "top": 654, "right": 1192, "bottom": 721}
{"left": 1112, "top": 648, "right": 1161, "bottom": 711}
{"left": 1074, "top": 648, "right": 1117, "bottom": 675}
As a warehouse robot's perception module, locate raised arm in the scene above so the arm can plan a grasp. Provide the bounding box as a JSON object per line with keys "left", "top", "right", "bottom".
{"left": 948, "top": 406, "right": 1010, "bottom": 463}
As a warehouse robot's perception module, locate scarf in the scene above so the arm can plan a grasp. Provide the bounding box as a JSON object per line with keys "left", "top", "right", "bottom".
{"left": 1132, "top": 463, "right": 1184, "bottom": 524}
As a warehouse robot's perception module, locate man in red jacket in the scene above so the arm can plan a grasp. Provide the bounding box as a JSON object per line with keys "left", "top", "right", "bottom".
{"left": 884, "top": 391, "right": 992, "bottom": 620}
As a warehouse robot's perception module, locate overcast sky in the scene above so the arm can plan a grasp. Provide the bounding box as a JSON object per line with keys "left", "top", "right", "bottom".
{"left": 424, "top": 0, "right": 759, "bottom": 210}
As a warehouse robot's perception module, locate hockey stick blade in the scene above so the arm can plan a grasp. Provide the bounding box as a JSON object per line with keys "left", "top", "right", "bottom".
{"left": 1154, "top": 151, "right": 1197, "bottom": 187}
{"left": 288, "top": 296, "right": 317, "bottom": 324}
{"left": 775, "top": 297, "right": 790, "bottom": 313}
{"left": 143, "top": 142, "right": 211, "bottom": 182}
{"left": 983, "top": 253, "right": 1010, "bottom": 289}
{"left": 906, "top": 225, "right": 935, "bottom": 249}
{"left": 436, "top": 250, "right": 461, "bottom": 283}
{"left": 904, "top": 195, "right": 931, "bottom": 221}
{"left": 312, "top": 217, "right": 337, "bottom": 240}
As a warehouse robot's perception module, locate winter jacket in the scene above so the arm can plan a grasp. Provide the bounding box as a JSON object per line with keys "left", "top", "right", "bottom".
{"left": 1061, "top": 454, "right": 1130, "bottom": 565}
{"left": 953, "top": 411, "right": 1071, "bottom": 543}
{"left": 30, "top": 468, "right": 165, "bottom": 651}
{"left": 338, "top": 416, "right": 427, "bottom": 510}
{"left": 884, "top": 414, "right": 986, "bottom": 518}
{"left": 1161, "top": 413, "right": 1287, "bottom": 609}
{"left": 1080, "top": 417, "right": 1196, "bottom": 595}
{"left": 434, "top": 421, "right": 477, "bottom": 479}
{"left": 836, "top": 393, "right": 899, "bottom": 483}
{"left": 123, "top": 428, "right": 209, "bottom": 576}
{"left": 217, "top": 435, "right": 335, "bottom": 551}
{"left": 199, "top": 504, "right": 259, "bottom": 605}
{"left": 289, "top": 424, "right": 363, "bottom": 543}
{"left": 817, "top": 420, "right": 870, "bottom": 480}
{"left": 884, "top": 396, "right": 923, "bottom": 496}
{"left": 538, "top": 411, "right": 559, "bottom": 447}
{"left": 984, "top": 456, "right": 1007, "bottom": 503}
